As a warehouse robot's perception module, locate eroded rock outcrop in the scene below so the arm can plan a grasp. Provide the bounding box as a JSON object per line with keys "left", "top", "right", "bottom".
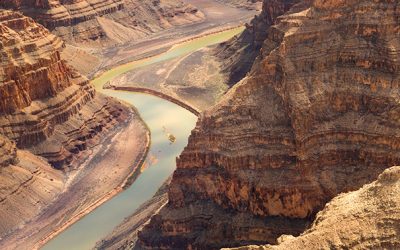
{"left": 215, "top": 0, "right": 302, "bottom": 85}
{"left": 227, "top": 166, "right": 400, "bottom": 250}
{"left": 0, "top": 9, "right": 137, "bottom": 238}
{"left": 0, "top": 10, "right": 126, "bottom": 169}
{"left": 0, "top": 0, "right": 204, "bottom": 44}
{"left": 137, "top": 0, "right": 400, "bottom": 249}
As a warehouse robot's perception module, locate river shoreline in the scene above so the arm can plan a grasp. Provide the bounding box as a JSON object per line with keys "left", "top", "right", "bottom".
{"left": 34, "top": 129, "right": 151, "bottom": 250}
{"left": 91, "top": 24, "right": 245, "bottom": 80}
{"left": 106, "top": 85, "right": 201, "bottom": 116}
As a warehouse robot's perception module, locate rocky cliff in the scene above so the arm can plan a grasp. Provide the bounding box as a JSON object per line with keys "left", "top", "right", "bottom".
{"left": 137, "top": 0, "right": 400, "bottom": 249}
{"left": 215, "top": 0, "right": 302, "bottom": 85}
{"left": 0, "top": 0, "right": 204, "bottom": 45}
{"left": 0, "top": 9, "right": 134, "bottom": 237}
{"left": 227, "top": 166, "right": 400, "bottom": 250}
{"left": 0, "top": 9, "right": 126, "bottom": 169}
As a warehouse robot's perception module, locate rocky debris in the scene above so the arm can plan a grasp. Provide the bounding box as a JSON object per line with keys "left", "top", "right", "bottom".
{"left": 0, "top": 0, "right": 204, "bottom": 45}
{"left": 0, "top": 150, "right": 64, "bottom": 237}
{"left": 137, "top": 0, "right": 400, "bottom": 249}
{"left": 226, "top": 166, "right": 400, "bottom": 250}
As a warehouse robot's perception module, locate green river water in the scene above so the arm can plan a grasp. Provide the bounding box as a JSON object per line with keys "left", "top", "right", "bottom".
{"left": 42, "top": 26, "right": 244, "bottom": 250}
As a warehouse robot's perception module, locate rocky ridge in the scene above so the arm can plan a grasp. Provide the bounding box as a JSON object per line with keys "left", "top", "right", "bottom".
{"left": 0, "top": 9, "right": 133, "bottom": 237}
{"left": 0, "top": 0, "right": 204, "bottom": 45}
{"left": 227, "top": 166, "right": 400, "bottom": 250}
{"left": 137, "top": 0, "right": 400, "bottom": 249}
{"left": 0, "top": 10, "right": 127, "bottom": 169}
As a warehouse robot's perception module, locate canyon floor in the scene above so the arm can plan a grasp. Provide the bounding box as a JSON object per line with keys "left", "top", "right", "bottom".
{"left": 65, "top": 0, "right": 258, "bottom": 81}
{"left": 0, "top": 109, "right": 149, "bottom": 250}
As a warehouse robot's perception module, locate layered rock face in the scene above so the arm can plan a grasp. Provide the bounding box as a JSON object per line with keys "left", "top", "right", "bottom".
{"left": 228, "top": 166, "right": 400, "bottom": 250}
{"left": 0, "top": 130, "right": 64, "bottom": 237}
{"left": 0, "top": 0, "right": 204, "bottom": 44}
{"left": 215, "top": 0, "right": 301, "bottom": 85}
{"left": 0, "top": 9, "right": 126, "bottom": 168}
{"left": 137, "top": 0, "right": 400, "bottom": 249}
{"left": 0, "top": 9, "right": 131, "bottom": 237}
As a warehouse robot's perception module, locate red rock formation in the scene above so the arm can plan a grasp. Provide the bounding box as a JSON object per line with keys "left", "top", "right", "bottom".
{"left": 0, "top": 9, "right": 135, "bottom": 237}
{"left": 0, "top": 9, "right": 126, "bottom": 168}
{"left": 137, "top": 0, "right": 400, "bottom": 249}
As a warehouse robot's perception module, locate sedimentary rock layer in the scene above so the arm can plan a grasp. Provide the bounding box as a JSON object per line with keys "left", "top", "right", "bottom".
{"left": 0, "top": 0, "right": 204, "bottom": 44}
{"left": 0, "top": 10, "right": 126, "bottom": 168}
{"left": 137, "top": 0, "right": 400, "bottom": 249}
{"left": 215, "top": 0, "right": 301, "bottom": 85}
{"left": 0, "top": 9, "right": 135, "bottom": 238}
{"left": 0, "top": 150, "right": 64, "bottom": 237}
{"left": 227, "top": 166, "right": 400, "bottom": 250}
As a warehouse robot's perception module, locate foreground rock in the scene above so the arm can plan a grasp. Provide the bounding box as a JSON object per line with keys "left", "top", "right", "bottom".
{"left": 0, "top": 0, "right": 204, "bottom": 45}
{"left": 137, "top": 0, "right": 400, "bottom": 249}
{"left": 0, "top": 9, "right": 148, "bottom": 243}
{"left": 227, "top": 166, "right": 400, "bottom": 250}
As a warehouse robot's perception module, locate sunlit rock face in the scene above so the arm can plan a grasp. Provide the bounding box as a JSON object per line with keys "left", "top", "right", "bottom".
{"left": 215, "top": 0, "right": 302, "bottom": 85}
{"left": 0, "top": 10, "right": 126, "bottom": 169}
{"left": 137, "top": 0, "right": 400, "bottom": 249}
{"left": 226, "top": 166, "right": 400, "bottom": 250}
{"left": 0, "top": 9, "right": 130, "bottom": 236}
{"left": 0, "top": 0, "right": 204, "bottom": 44}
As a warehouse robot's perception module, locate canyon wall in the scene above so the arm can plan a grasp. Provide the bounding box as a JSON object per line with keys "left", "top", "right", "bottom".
{"left": 137, "top": 0, "right": 400, "bottom": 249}
{"left": 215, "top": 0, "right": 302, "bottom": 85}
{"left": 227, "top": 166, "right": 400, "bottom": 250}
{"left": 0, "top": 9, "right": 131, "bottom": 236}
{"left": 0, "top": 10, "right": 126, "bottom": 169}
{"left": 0, "top": 0, "right": 204, "bottom": 45}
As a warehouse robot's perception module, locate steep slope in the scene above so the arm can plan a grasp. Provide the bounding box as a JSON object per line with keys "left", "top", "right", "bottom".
{"left": 0, "top": 142, "right": 64, "bottom": 238}
{"left": 0, "top": 10, "right": 127, "bottom": 169}
{"left": 0, "top": 9, "right": 140, "bottom": 238}
{"left": 0, "top": 0, "right": 204, "bottom": 45}
{"left": 0, "top": 133, "right": 64, "bottom": 237}
{"left": 137, "top": 0, "right": 400, "bottom": 249}
{"left": 228, "top": 166, "right": 400, "bottom": 250}
{"left": 215, "top": 0, "right": 302, "bottom": 85}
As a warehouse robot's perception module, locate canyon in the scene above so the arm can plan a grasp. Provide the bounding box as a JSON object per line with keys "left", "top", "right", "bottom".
{"left": 0, "top": 0, "right": 399, "bottom": 249}
{"left": 0, "top": 8, "right": 149, "bottom": 249}
{"left": 0, "top": 0, "right": 204, "bottom": 45}
{"left": 136, "top": 0, "right": 400, "bottom": 249}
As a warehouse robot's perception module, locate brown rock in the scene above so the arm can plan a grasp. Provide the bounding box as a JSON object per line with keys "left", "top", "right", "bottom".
{"left": 0, "top": 0, "right": 204, "bottom": 44}
{"left": 137, "top": 0, "right": 400, "bottom": 249}
{"left": 226, "top": 166, "right": 400, "bottom": 250}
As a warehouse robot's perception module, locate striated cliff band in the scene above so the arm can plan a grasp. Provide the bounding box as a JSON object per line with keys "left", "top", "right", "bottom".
{"left": 0, "top": 0, "right": 204, "bottom": 45}
{"left": 0, "top": 9, "right": 148, "bottom": 244}
{"left": 227, "top": 166, "right": 400, "bottom": 250}
{"left": 137, "top": 0, "right": 400, "bottom": 249}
